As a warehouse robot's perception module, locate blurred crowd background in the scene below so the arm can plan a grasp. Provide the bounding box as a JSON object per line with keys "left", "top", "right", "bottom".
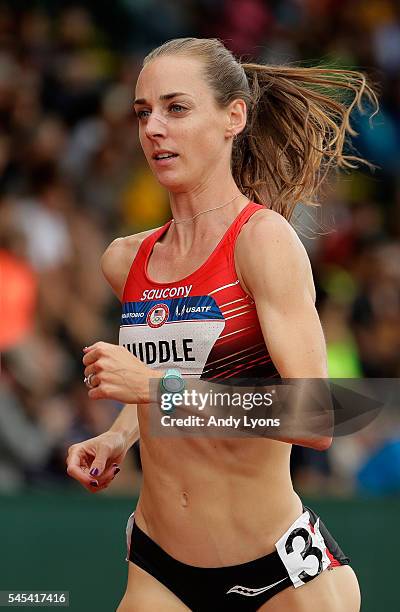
{"left": 1, "top": 0, "right": 400, "bottom": 498}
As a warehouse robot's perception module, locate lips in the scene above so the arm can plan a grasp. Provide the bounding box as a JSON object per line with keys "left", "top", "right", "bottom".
{"left": 152, "top": 150, "right": 179, "bottom": 160}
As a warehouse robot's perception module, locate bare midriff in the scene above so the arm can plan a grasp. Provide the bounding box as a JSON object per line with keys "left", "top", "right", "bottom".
{"left": 134, "top": 405, "right": 303, "bottom": 568}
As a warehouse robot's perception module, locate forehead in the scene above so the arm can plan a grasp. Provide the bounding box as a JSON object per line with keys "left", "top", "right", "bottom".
{"left": 135, "top": 55, "right": 211, "bottom": 100}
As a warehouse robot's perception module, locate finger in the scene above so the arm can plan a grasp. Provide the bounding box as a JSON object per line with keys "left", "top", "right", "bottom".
{"left": 66, "top": 446, "right": 101, "bottom": 487}
{"left": 87, "top": 384, "right": 111, "bottom": 400}
{"left": 87, "top": 443, "right": 115, "bottom": 478}
{"left": 83, "top": 341, "right": 111, "bottom": 358}
{"left": 67, "top": 462, "right": 99, "bottom": 488}
{"left": 83, "top": 370, "right": 101, "bottom": 389}
{"left": 82, "top": 345, "right": 95, "bottom": 354}
{"left": 80, "top": 479, "right": 102, "bottom": 494}
{"left": 91, "top": 464, "right": 121, "bottom": 491}
{"left": 88, "top": 467, "right": 120, "bottom": 492}
{"left": 82, "top": 342, "right": 108, "bottom": 365}
{"left": 83, "top": 341, "right": 106, "bottom": 354}
{"left": 97, "top": 463, "right": 121, "bottom": 485}
{"left": 89, "top": 482, "right": 112, "bottom": 494}
{"left": 82, "top": 348, "right": 102, "bottom": 366}
{"left": 84, "top": 365, "right": 97, "bottom": 378}
{"left": 66, "top": 446, "right": 90, "bottom": 473}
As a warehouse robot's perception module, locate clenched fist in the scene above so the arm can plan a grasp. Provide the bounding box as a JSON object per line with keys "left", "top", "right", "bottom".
{"left": 82, "top": 341, "right": 164, "bottom": 404}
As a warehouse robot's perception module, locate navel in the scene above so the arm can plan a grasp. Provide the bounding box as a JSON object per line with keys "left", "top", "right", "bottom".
{"left": 180, "top": 491, "right": 189, "bottom": 507}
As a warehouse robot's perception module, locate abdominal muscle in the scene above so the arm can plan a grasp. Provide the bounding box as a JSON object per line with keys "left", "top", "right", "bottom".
{"left": 133, "top": 406, "right": 303, "bottom": 568}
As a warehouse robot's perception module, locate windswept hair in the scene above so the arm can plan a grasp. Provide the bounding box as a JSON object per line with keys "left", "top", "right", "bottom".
{"left": 145, "top": 38, "right": 380, "bottom": 221}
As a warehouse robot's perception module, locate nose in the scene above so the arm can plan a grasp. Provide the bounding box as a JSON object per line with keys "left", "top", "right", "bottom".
{"left": 145, "top": 111, "right": 168, "bottom": 139}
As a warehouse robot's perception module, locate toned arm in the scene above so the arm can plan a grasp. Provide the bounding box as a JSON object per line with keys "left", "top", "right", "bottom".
{"left": 235, "top": 209, "right": 331, "bottom": 450}
{"left": 101, "top": 228, "right": 161, "bottom": 444}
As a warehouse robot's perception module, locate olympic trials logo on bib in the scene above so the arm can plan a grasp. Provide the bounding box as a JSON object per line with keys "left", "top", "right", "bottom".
{"left": 146, "top": 303, "right": 169, "bottom": 328}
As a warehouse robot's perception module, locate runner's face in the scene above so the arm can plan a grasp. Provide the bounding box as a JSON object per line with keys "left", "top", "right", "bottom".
{"left": 134, "top": 56, "right": 231, "bottom": 191}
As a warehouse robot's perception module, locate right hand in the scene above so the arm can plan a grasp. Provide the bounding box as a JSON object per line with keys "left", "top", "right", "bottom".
{"left": 66, "top": 430, "right": 129, "bottom": 493}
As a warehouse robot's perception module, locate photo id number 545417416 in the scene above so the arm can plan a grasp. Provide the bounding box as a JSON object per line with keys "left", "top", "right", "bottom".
{"left": 0, "top": 592, "right": 69, "bottom": 607}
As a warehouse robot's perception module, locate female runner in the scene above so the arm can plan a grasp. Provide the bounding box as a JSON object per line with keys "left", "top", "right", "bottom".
{"left": 66, "top": 38, "right": 378, "bottom": 611}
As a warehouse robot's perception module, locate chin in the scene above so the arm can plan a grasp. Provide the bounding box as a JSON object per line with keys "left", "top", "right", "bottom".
{"left": 155, "top": 173, "right": 191, "bottom": 192}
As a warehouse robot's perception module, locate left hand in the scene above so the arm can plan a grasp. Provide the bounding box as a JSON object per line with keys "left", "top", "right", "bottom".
{"left": 82, "top": 342, "right": 163, "bottom": 403}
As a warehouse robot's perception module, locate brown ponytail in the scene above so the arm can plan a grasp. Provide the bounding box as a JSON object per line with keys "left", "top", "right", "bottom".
{"left": 144, "top": 38, "right": 380, "bottom": 221}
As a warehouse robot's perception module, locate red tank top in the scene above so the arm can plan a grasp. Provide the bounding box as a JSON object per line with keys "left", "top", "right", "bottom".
{"left": 120, "top": 201, "right": 280, "bottom": 381}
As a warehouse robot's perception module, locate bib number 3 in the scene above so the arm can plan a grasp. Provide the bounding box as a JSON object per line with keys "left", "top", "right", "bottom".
{"left": 275, "top": 510, "right": 331, "bottom": 588}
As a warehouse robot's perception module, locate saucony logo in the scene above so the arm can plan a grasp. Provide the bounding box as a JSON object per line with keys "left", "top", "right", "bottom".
{"left": 140, "top": 285, "right": 192, "bottom": 301}
{"left": 226, "top": 577, "right": 287, "bottom": 597}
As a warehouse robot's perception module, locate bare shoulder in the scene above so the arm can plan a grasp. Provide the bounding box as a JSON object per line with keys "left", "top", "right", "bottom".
{"left": 235, "top": 208, "right": 315, "bottom": 300}
{"left": 238, "top": 208, "right": 303, "bottom": 250}
{"left": 101, "top": 227, "right": 161, "bottom": 301}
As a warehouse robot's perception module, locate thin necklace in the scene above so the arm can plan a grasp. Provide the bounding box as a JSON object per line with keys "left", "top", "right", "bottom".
{"left": 172, "top": 194, "right": 243, "bottom": 224}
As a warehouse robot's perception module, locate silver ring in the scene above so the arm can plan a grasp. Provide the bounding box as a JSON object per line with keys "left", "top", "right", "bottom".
{"left": 84, "top": 373, "right": 95, "bottom": 389}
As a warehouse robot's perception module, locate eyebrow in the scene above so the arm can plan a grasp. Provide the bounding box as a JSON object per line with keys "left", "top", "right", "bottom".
{"left": 133, "top": 92, "right": 190, "bottom": 105}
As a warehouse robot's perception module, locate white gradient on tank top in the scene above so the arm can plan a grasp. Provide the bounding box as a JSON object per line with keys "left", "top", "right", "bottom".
{"left": 221, "top": 302, "right": 251, "bottom": 315}
{"left": 218, "top": 325, "right": 254, "bottom": 340}
{"left": 224, "top": 309, "right": 254, "bottom": 321}
{"left": 208, "top": 279, "right": 240, "bottom": 295}
{"left": 219, "top": 296, "right": 247, "bottom": 308}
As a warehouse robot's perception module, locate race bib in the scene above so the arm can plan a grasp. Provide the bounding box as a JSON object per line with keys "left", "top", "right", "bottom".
{"left": 275, "top": 510, "right": 330, "bottom": 588}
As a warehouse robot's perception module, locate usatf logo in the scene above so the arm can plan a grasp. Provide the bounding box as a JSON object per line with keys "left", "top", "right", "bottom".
{"left": 146, "top": 304, "right": 169, "bottom": 328}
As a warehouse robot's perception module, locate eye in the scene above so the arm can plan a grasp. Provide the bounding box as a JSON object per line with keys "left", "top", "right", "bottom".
{"left": 136, "top": 109, "right": 151, "bottom": 120}
{"left": 169, "top": 104, "right": 186, "bottom": 113}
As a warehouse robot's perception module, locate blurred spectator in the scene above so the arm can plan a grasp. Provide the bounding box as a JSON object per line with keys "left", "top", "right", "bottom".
{"left": 0, "top": 248, "right": 37, "bottom": 350}
{"left": 350, "top": 242, "right": 400, "bottom": 377}
{"left": 357, "top": 438, "right": 400, "bottom": 494}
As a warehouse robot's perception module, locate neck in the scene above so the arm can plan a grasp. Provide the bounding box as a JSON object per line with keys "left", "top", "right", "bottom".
{"left": 165, "top": 182, "right": 249, "bottom": 252}
{"left": 169, "top": 175, "right": 244, "bottom": 216}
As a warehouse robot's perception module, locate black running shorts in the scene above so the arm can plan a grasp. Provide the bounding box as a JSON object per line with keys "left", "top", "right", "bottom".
{"left": 125, "top": 505, "right": 350, "bottom": 611}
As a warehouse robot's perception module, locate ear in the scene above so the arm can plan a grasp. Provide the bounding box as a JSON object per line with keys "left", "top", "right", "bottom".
{"left": 225, "top": 98, "right": 247, "bottom": 139}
